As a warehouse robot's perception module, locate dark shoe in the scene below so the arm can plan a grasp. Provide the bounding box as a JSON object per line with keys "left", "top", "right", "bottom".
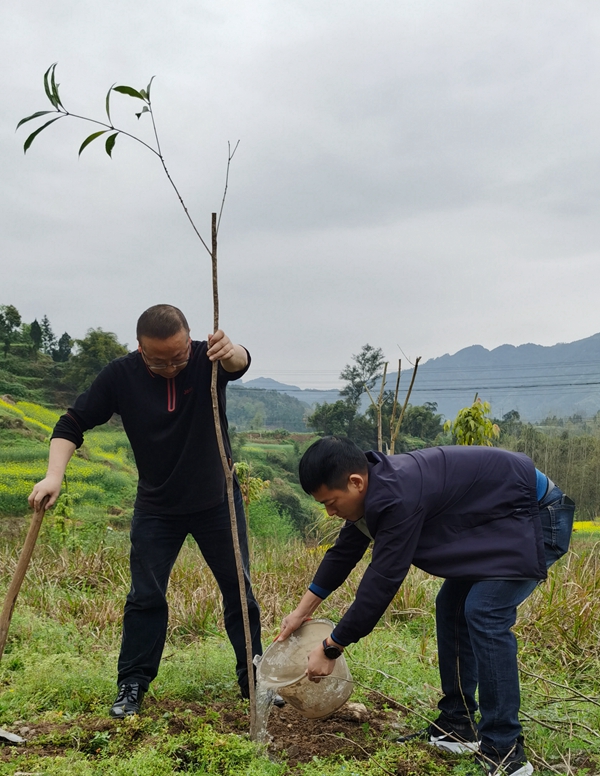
{"left": 476, "top": 737, "right": 533, "bottom": 775}
{"left": 240, "top": 683, "right": 285, "bottom": 707}
{"left": 109, "top": 682, "right": 145, "bottom": 718}
{"left": 396, "top": 718, "right": 480, "bottom": 754}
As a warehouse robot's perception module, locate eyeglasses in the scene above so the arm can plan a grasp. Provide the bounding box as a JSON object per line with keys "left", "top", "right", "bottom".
{"left": 141, "top": 343, "right": 191, "bottom": 372}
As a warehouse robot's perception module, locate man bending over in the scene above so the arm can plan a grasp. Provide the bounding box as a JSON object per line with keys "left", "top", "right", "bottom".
{"left": 278, "top": 436, "right": 574, "bottom": 776}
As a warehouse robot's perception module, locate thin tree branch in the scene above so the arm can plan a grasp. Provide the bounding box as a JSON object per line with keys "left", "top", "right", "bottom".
{"left": 396, "top": 344, "right": 416, "bottom": 366}
{"left": 376, "top": 363, "right": 388, "bottom": 408}
{"left": 389, "top": 359, "right": 401, "bottom": 453}
{"left": 390, "top": 356, "right": 421, "bottom": 455}
{"left": 46, "top": 104, "right": 213, "bottom": 256}
{"left": 217, "top": 140, "right": 240, "bottom": 235}
{"left": 527, "top": 742, "right": 578, "bottom": 775}
{"left": 157, "top": 152, "right": 212, "bottom": 256}
{"left": 364, "top": 384, "right": 378, "bottom": 409}
{"left": 377, "top": 363, "right": 388, "bottom": 453}
{"left": 58, "top": 110, "right": 160, "bottom": 156}
{"left": 146, "top": 98, "right": 211, "bottom": 256}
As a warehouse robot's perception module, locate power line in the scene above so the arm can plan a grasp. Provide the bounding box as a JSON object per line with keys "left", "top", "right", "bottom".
{"left": 409, "top": 381, "right": 600, "bottom": 393}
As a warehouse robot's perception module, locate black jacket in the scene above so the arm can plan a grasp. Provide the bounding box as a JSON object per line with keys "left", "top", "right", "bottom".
{"left": 51, "top": 340, "right": 249, "bottom": 514}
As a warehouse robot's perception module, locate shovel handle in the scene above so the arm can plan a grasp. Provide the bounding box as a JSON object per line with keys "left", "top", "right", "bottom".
{"left": 0, "top": 498, "right": 48, "bottom": 660}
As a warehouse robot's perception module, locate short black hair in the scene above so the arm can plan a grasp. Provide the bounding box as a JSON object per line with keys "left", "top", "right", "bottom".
{"left": 299, "top": 436, "right": 368, "bottom": 494}
{"left": 136, "top": 305, "right": 189, "bottom": 340}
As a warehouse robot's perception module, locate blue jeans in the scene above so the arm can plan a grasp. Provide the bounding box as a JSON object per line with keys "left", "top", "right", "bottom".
{"left": 117, "top": 488, "right": 262, "bottom": 692}
{"left": 435, "top": 486, "right": 574, "bottom": 753}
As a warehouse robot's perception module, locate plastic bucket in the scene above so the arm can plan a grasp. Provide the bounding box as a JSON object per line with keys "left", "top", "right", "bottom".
{"left": 257, "top": 619, "right": 353, "bottom": 719}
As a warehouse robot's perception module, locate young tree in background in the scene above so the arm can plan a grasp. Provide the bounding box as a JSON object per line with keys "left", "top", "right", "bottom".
{"left": 40, "top": 315, "right": 57, "bottom": 356}
{"left": 52, "top": 332, "right": 73, "bottom": 363}
{"left": 313, "top": 343, "right": 385, "bottom": 449}
{"left": 309, "top": 345, "right": 423, "bottom": 451}
{"left": 307, "top": 399, "right": 376, "bottom": 449}
{"left": 339, "top": 344, "right": 385, "bottom": 409}
{"left": 444, "top": 395, "right": 500, "bottom": 446}
{"left": 0, "top": 305, "right": 22, "bottom": 358}
{"left": 65, "top": 328, "right": 128, "bottom": 391}
{"left": 30, "top": 318, "right": 43, "bottom": 357}
{"left": 402, "top": 402, "right": 444, "bottom": 441}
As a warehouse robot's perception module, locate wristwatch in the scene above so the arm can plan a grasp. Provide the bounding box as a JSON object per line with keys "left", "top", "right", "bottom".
{"left": 322, "top": 638, "right": 344, "bottom": 660}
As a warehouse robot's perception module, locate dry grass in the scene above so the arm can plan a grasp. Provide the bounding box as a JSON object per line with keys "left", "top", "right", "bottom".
{"left": 0, "top": 529, "right": 598, "bottom": 773}
{"left": 2, "top": 530, "right": 598, "bottom": 650}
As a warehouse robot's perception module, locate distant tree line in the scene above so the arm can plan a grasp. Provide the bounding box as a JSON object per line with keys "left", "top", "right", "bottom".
{"left": 0, "top": 305, "right": 72, "bottom": 362}
{"left": 227, "top": 386, "right": 309, "bottom": 432}
{"left": 4, "top": 305, "right": 600, "bottom": 518}
{"left": 307, "top": 345, "right": 600, "bottom": 518}
{"left": 492, "top": 409, "right": 600, "bottom": 519}
{"left": 0, "top": 303, "right": 127, "bottom": 401}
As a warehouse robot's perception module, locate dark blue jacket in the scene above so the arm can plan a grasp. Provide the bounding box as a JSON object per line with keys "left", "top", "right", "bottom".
{"left": 311, "top": 447, "right": 546, "bottom": 646}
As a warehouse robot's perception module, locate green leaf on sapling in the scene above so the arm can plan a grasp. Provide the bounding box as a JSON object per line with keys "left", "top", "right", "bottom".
{"left": 113, "top": 85, "right": 146, "bottom": 100}
{"left": 146, "top": 76, "right": 155, "bottom": 99}
{"left": 135, "top": 106, "right": 150, "bottom": 119}
{"left": 78, "top": 130, "right": 108, "bottom": 156}
{"left": 105, "top": 132, "right": 118, "bottom": 157}
{"left": 43, "top": 64, "right": 59, "bottom": 108}
{"left": 50, "top": 65, "right": 64, "bottom": 110}
{"left": 16, "top": 111, "right": 55, "bottom": 130}
{"left": 23, "top": 116, "right": 63, "bottom": 153}
{"left": 105, "top": 84, "right": 116, "bottom": 124}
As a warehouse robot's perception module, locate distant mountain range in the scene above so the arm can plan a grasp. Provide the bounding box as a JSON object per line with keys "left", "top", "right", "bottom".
{"left": 243, "top": 333, "right": 600, "bottom": 422}
{"left": 241, "top": 377, "right": 341, "bottom": 408}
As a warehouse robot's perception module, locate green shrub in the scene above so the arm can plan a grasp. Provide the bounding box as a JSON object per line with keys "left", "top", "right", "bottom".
{"left": 248, "top": 493, "right": 297, "bottom": 541}
{"left": 252, "top": 462, "right": 275, "bottom": 481}
{"left": 264, "top": 449, "right": 287, "bottom": 467}
{"left": 0, "top": 379, "right": 28, "bottom": 398}
{"left": 269, "top": 479, "right": 313, "bottom": 535}
{"left": 264, "top": 447, "right": 298, "bottom": 477}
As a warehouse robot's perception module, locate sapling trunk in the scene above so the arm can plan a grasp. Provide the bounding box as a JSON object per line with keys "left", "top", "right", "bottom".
{"left": 209, "top": 213, "right": 257, "bottom": 738}
{"left": 389, "top": 356, "right": 421, "bottom": 455}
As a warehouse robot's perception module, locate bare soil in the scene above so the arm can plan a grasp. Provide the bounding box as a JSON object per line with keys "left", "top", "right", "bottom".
{"left": 2, "top": 696, "right": 595, "bottom": 774}
{"left": 0, "top": 693, "right": 410, "bottom": 771}
{"left": 265, "top": 693, "right": 404, "bottom": 767}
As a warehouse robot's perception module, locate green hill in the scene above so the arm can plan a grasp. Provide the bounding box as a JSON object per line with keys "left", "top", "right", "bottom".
{"left": 0, "top": 397, "right": 137, "bottom": 518}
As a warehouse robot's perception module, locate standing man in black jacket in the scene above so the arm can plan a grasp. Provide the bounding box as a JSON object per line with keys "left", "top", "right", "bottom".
{"left": 278, "top": 436, "right": 574, "bottom": 776}
{"left": 29, "top": 304, "right": 264, "bottom": 716}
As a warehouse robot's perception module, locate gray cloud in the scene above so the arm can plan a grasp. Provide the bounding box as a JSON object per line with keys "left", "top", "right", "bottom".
{"left": 2, "top": 0, "right": 600, "bottom": 389}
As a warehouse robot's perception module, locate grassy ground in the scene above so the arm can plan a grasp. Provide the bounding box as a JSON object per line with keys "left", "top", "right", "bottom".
{"left": 1, "top": 403, "right": 598, "bottom": 773}
{"left": 0, "top": 528, "right": 598, "bottom": 775}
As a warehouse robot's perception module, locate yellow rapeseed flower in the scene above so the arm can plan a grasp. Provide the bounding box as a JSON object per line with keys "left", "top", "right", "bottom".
{"left": 573, "top": 521, "right": 600, "bottom": 532}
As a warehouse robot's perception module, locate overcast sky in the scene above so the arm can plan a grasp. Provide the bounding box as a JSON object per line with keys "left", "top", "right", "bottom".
{"left": 2, "top": 0, "right": 600, "bottom": 388}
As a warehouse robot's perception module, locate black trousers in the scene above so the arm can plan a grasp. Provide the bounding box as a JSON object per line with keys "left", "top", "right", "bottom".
{"left": 117, "top": 487, "right": 262, "bottom": 691}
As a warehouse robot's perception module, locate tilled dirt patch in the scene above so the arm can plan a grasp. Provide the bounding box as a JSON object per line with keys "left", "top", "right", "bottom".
{"left": 0, "top": 693, "right": 407, "bottom": 768}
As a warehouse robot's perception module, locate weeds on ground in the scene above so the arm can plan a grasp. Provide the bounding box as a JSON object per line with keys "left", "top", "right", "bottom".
{"left": 0, "top": 529, "right": 598, "bottom": 773}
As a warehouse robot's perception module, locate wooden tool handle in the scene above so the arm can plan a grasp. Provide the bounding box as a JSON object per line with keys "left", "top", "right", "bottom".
{"left": 0, "top": 498, "right": 48, "bottom": 660}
